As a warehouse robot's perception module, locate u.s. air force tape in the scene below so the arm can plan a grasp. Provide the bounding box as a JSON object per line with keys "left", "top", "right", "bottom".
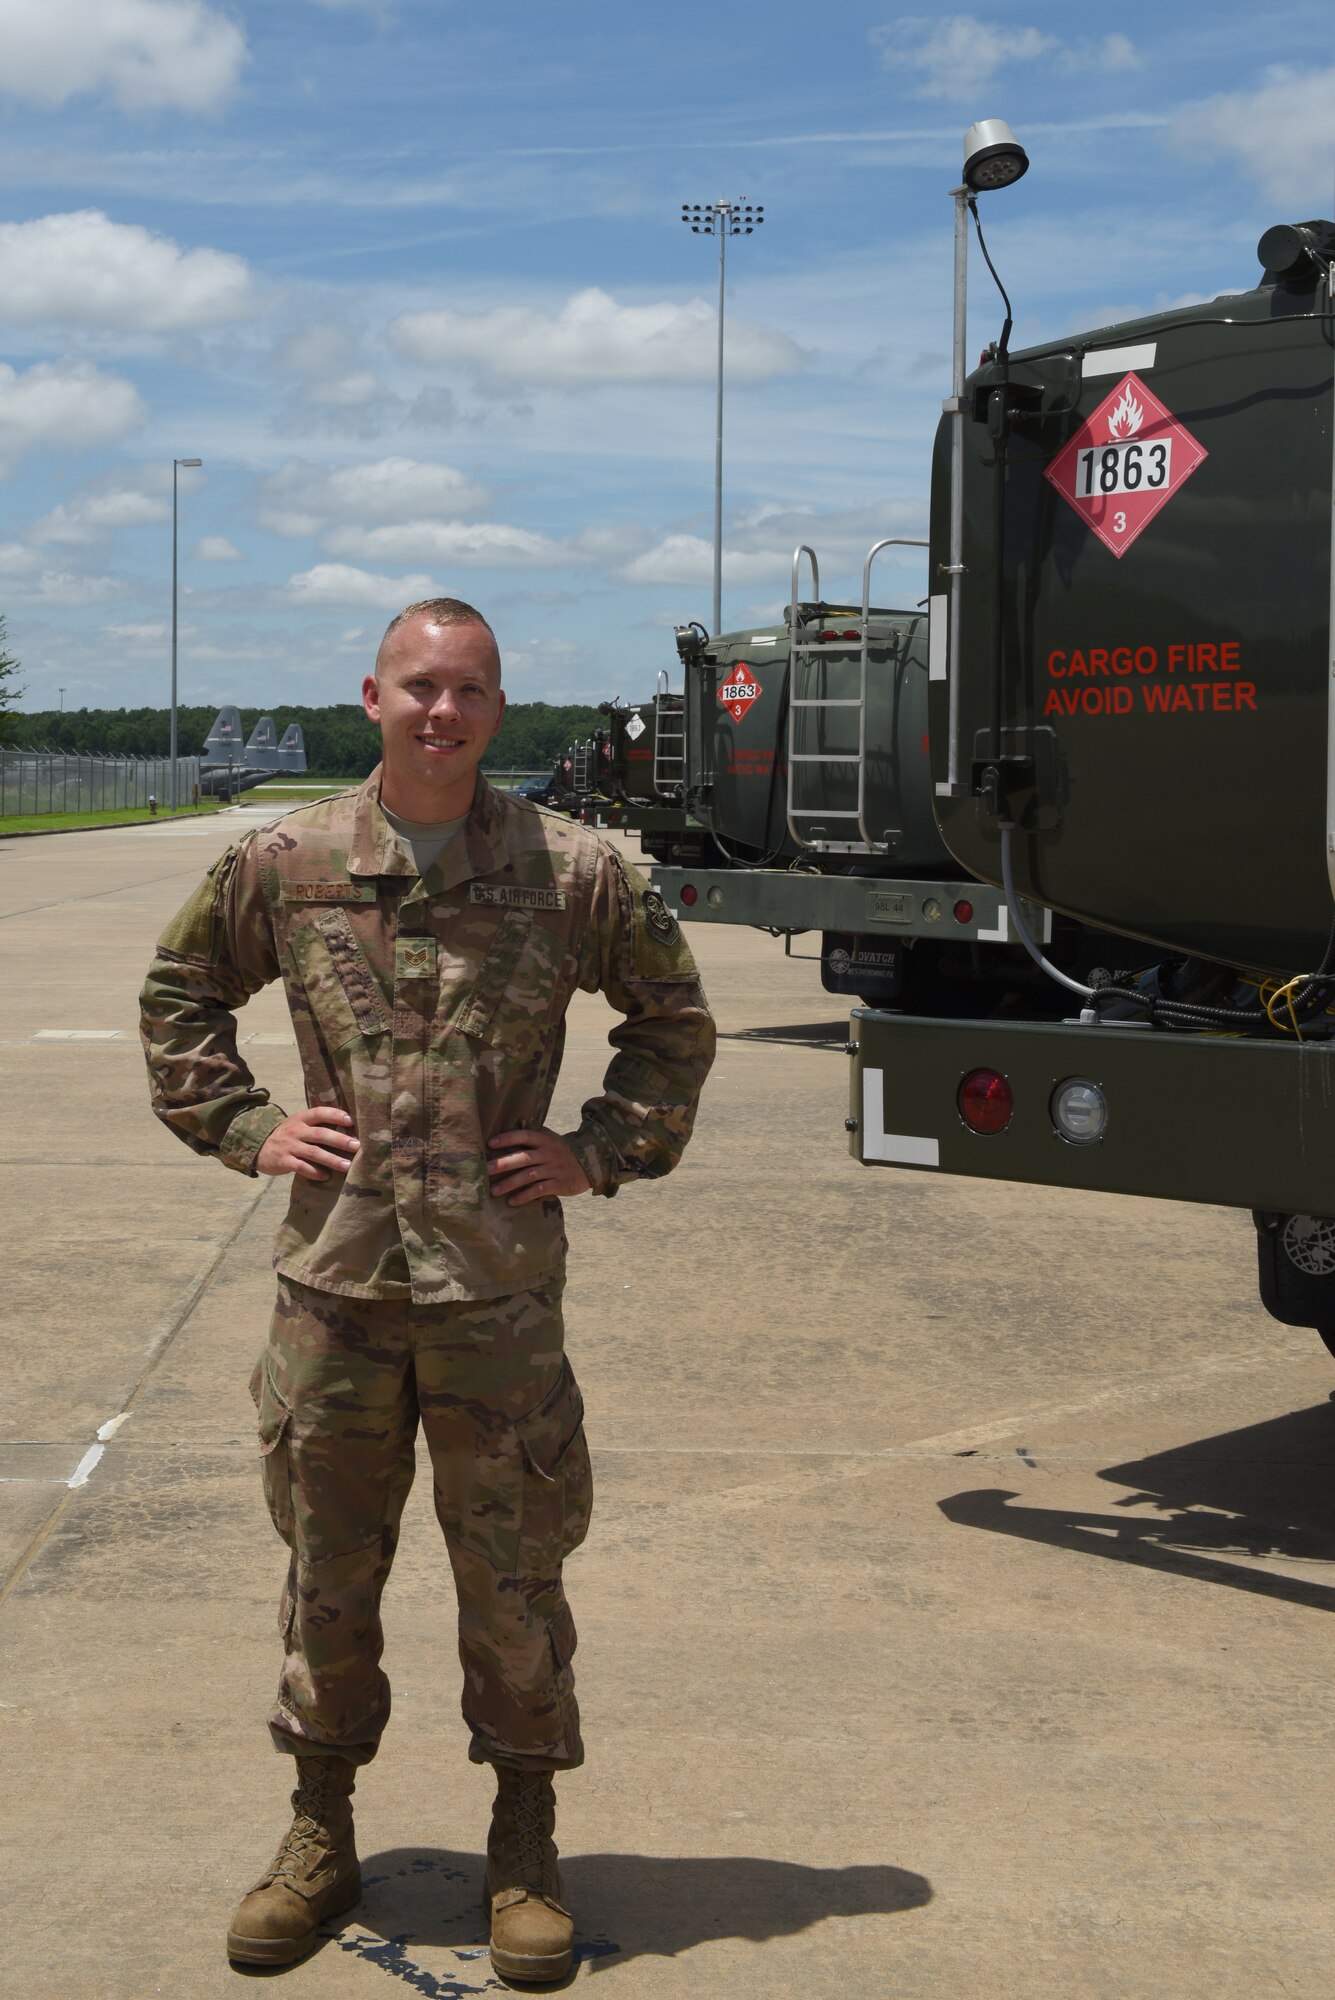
{"left": 469, "top": 882, "right": 567, "bottom": 911}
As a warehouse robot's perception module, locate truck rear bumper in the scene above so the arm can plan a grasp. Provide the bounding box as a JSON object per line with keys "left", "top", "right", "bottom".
{"left": 851, "top": 1011, "right": 1335, "bottom": 1214}
{"left": 650, "top": 865, "right": 1049, "bottom": 945}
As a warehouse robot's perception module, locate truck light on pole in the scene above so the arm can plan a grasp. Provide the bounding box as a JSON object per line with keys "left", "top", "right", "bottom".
{"left": 681, "top": 200, "right": 764, "bottom": 639}
{"left": 170, "top": 456, "right": 203, "bottom": 811}
{"left": 940, "top": 121, "right": 1027, "bottom": 799}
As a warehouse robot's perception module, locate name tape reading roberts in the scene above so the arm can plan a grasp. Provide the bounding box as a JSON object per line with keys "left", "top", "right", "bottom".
{"left": 285, "top": 881, "right": 378, "bottom": 903}
{"left": 470, "top": 883, "right": 568, "bottom": 911}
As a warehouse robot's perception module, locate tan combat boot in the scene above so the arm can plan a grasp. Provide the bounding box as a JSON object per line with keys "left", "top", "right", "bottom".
{"left": 225, "top": 1753, "right": 361, "bottom": 1966}
{"left": 485, "top": 1766, "right": 574, "bottom": 1983}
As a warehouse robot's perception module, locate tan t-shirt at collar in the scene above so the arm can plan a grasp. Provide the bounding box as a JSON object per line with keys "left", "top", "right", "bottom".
{"left": 379, "top": 799, "right": 471, "bottom": 878}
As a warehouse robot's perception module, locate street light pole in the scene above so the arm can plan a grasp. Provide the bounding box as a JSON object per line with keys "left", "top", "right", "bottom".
{"left": 57, "top": 686, "right": 65, "bottom": 712}
{"left": 681, "top": 200, "right": 764, "bottom": 637}
{"left": 940, "top": 121, "right": 1028, "bottom": 798}
{"left": 170, "top": 456, "right": 202, "bottom": 811}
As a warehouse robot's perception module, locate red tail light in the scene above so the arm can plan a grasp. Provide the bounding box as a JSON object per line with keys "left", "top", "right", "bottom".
{"left": 958, "top": 1068, "right": 1013, "bottom": 1135}
{"left": 953, "top": 898, "right": 974, "bottom": 925}
{"left": 679, "top": 883, "right": 698, "bottom": 906}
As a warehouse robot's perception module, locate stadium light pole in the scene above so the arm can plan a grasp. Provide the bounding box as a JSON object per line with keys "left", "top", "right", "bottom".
{"left": 681, "top": 200, "right": 764, "bottom": 637}
{"left": 170, "top": 456, "right": 203, "bottom": 810}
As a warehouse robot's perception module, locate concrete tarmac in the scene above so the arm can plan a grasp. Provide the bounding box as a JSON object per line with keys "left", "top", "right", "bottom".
{"left": 3, "top": 806, "right": 1334, "bottom": 1999}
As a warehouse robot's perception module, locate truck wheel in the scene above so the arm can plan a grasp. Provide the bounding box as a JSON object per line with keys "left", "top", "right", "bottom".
{"left": 1253, "top": 1211, "right": 1335, "bottom": 1354}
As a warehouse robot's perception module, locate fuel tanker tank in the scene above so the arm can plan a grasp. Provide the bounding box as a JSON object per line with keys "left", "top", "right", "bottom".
{"left": 930, "top": 220, "right": 1335, "bottom": 978}
{"left": 679, "top": 588, "right": 952, "bottom": 872}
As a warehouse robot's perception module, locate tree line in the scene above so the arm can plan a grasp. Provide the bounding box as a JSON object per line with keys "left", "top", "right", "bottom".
{"left": 6, "top": 701, "right": 604, "bottom": 777}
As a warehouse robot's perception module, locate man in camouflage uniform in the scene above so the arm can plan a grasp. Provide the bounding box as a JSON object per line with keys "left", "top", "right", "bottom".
{"left": 139, "top": 599, "right": 714, "bottom": 1979}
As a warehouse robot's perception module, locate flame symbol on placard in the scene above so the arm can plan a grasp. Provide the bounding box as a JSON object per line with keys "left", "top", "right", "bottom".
{"left": 1107, "top": 387, "right": 1144, "bottom": 440}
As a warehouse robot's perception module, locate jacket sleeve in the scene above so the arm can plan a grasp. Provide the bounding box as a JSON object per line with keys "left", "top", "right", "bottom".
{"left": 138, "top": 834, "right": 288, "bottom": 1176}
{"left": 560, "top": 846, "right": 716, "bottom": 1195}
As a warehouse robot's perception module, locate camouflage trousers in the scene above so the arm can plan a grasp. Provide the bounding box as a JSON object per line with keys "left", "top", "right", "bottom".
{"left": 250, "top": 1275, "right": 591, "bottom": 1771}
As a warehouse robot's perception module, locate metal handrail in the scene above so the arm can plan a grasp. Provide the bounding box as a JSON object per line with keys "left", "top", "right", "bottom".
{"left": 856, "top": 538, "right": 929, "bottom": 846}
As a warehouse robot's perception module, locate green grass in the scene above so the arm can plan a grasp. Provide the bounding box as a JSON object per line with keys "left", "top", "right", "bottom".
{"left": 246, "top": 783, "right": 350, "bottom": 803}
{"left": 0, "top": 801, "right": 227, "bottom": 835}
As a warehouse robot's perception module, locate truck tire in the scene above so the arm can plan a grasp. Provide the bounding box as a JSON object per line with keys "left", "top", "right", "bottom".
{"left": 1253, "top": 1211, "right": 1335, "bottom": 1355}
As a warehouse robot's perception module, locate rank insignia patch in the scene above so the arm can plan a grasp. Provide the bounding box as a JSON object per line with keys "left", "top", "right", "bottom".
{"left": 396, "top": 936, "right": 438, "bottom": 979}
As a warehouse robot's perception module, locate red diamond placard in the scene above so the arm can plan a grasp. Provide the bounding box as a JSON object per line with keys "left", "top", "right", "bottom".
{"left": 717, "top": 662, "right": 761, "bottom": 722}
{"left": 1043, "top": 372, "right": 1207, "bottom": 559}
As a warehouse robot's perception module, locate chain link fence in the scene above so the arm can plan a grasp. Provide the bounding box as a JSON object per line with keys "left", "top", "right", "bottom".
{"left": 0, "top": 750, "right": 202, "bottom": 817}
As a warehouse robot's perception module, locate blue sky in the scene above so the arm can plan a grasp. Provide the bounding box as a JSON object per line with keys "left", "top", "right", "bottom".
{"left": 0, "top": 0, "right": 1330, "bottom": 718}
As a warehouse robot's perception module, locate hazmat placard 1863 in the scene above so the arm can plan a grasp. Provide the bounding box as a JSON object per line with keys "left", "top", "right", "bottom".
{"left": 1043, "top": 372, "right": 1207, "bottom": 559}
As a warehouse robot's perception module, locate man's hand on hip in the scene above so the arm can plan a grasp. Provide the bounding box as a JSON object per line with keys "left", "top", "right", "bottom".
{"left": 257, "top": 1106, "right": 359, "bottom": 1181}
{"left": 487, "top": 1128, "right": 592, "bottom": 1206}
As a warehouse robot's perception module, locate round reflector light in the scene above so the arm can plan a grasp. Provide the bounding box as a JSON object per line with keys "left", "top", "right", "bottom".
{"left": 958, "top": 1067, "right": 1013, "bottom": 1135}
{"left": 1051, "top": 1077, "right": 1108, "bottom": 1146}
{"left": 679, "top": 883, "right": 698, "bottom": 906}
{"left": 953, "top": 898, "right": 974, "bottom": 925}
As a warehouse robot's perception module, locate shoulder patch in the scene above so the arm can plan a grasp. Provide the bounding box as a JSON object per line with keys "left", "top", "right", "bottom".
{"left": 619, "top": 860, "right": 699, "bottom": 983}
{"left": 640, "top": 888, "right": 680, "bottom": 947}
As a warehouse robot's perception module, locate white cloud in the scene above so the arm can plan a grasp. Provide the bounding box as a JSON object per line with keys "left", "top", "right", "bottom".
{"left": 618, "top": 500, "right": 930, "bottom": 592}
{"left": 193, "top": 535, "right": 243, "bottom": 562}
{"left": 30, "top": 472, "right": 174, "bottom": 545}
{"left": 0, "top": 211, "right": 252, "bottom": 332}
{"left": 0, "top": 0, "right": 246, "bottom": 113}
{"left": 32, "top": 488, "right": 167, "bottom": 545}
{"left": 285, "top": 563, "right": 438, "bottom": 611}
{"left": 0, "top": 542, "right": 40, "bottom": 577}
{"left": 7, "top": 566, "right": 125, "bottom": 605}
{"left": 388, "top": 287, "right": 803, "bottom": 389}
{"left": 324, "top": 520, "right": 570, "bottom": 569}
{"left": 105, "top": 619, "right": 167, "bottom": 640}
{"left": 0, "top": 359, "right": 146, "bottom": 474}
{"left": 260, "top": 456, "right": 492, "bottom": 537}
{"left": 871, "top": 16, "right": 1139, "bottom": 100}
{"left": 1174, "top": 67, "right": 1335, "bottom": 206}
{"left": 618, "top": 534, "right": 791, "bottom": 589}
{"left": 270, "top": 323, "right": 401, "bottom": 433}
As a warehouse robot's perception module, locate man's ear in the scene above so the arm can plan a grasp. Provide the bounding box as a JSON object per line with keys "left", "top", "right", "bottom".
{"left": 490, "top": 688, "right": 507, "bottom": 739}
{"left": 362, "top": 674, "right": 381, "bottom": 723}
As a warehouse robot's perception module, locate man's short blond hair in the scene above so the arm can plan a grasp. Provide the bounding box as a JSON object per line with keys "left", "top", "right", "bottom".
{"left": 375, "top": 597, "right": 498, "bottom": 677}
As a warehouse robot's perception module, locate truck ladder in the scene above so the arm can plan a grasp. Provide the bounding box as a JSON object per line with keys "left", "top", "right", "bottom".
{"left": 784, "top": 538, "right": 928, "bottom": 854}
{"left": 571, "top": 738, "right": 595, "bottom": 795}
{"left": 652, "top": 669, "right": 685, "bottom": 799}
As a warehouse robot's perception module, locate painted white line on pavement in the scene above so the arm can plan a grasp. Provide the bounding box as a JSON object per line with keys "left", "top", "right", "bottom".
{"left": 29, "top": 1029, "right": 124, "bottom": 1042}
{"left": 67, "top": 1445, "right": 105, "bottom": 1488}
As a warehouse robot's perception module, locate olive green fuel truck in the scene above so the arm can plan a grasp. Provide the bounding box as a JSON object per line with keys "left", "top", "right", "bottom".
{"left": 849, "top": 215, "right": 1335, "bottom": 1350}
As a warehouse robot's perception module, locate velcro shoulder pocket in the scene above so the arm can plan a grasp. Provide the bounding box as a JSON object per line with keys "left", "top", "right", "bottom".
{"left": 155, "top": 847, "right": 238, "bottom": 963}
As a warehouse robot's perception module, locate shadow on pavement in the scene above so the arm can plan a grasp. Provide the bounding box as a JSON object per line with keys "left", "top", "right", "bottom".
{"left": 718, "top": 1020, "right": 849, "bottom": 1050}
{"left": 940, "top": 1400, "right": 1335, "bottom": 1613}
{"left": 319, "top": 1847, "right": 930, "bottom": 1986}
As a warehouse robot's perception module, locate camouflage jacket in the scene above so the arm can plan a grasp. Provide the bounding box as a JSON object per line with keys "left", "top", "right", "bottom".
{"left": 139, "top": 772, "right": 715, "bottom": 1303}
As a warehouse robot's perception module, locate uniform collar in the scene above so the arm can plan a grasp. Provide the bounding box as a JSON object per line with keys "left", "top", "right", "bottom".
{"left": 347, "top": 765, "right": 511, "bottom": 891}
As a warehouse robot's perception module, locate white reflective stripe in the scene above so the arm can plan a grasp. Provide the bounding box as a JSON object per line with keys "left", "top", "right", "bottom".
{"left": 1083, "top": 342, "right": 1156, "bottom": 377}
{"left": 976, "top": 904, "right": 1009, "bottom": 943}
{"left": 928, "top": 595, "right": 947, "bottom": 681}
{"left": 861, "top": 1068, "right": 940, "bottom": 1167}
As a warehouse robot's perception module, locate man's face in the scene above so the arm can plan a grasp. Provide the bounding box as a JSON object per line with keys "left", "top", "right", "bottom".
{"left": 363, "top": 617, "right": 505, "bottom": 812}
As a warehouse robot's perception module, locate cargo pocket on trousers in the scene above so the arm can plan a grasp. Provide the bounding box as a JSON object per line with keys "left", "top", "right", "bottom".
{"left": 255, "top": 1363, "right": 296, "bottom": 1549}
{"left": 515, "top": 1359, "right": 593, "bottom": 1576}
